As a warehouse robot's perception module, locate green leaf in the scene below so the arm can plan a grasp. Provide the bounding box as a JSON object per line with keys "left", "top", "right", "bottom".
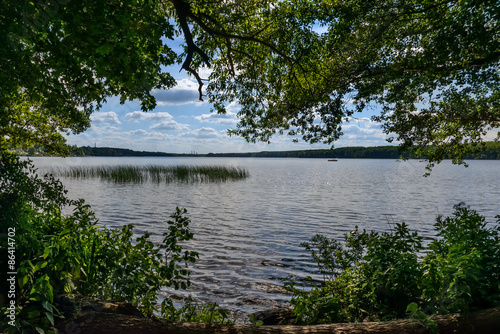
{"left": 19, "top": 275, "right": 29, "bottom": 289}
{"left": 35, "top": 261, "right": 48, "bottom": 270}
{"left": 45, "top": 311, "right": 55, "bottom": 326}
{"left": 42, "top": 301, "right": 53, "bottom": 313}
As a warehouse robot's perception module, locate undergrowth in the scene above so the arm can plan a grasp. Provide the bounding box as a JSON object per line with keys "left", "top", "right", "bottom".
{"left": 287, "top": 204, "right": 500, "bottom": 325}
{"left": 161, "top": 298, "right": 235, "bottom": 325}
{"left": 0, "top": 152, "right": 200, "bottom": 333}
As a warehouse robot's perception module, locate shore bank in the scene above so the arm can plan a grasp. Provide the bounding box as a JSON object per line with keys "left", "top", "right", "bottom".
{"left": 56, "top": 299, "right": 500, "bottom": 334}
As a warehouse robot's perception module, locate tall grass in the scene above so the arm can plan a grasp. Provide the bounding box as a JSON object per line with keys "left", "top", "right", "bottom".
{"left": 52, "top": 165, "right": 249, "bottom": 183}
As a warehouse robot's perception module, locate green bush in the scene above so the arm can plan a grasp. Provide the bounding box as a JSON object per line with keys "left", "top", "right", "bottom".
{"left": 421, "top": 206, "right": 500, "bottom": 314}
{"left": 289, "top": 204, "right": 500, "bottom": 325}
{"left": 161, "top": 299, "right": 235, "bottom": 325}
{"left": 0, "top": 152, "right": 198, "bottom": 333}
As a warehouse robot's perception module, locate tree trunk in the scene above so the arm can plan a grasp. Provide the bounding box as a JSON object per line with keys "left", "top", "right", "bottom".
{"left": 56, "top": 306, "right": 500, "bottom": 334}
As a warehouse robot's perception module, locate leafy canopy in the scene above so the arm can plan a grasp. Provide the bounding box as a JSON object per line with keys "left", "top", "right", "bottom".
{"left": 1, "top": 0, "right": 177, "bottom": 154}
{"left": 175, "top": 0, "right": 500, "bottom": 166}
{"left": 1, "top": 0, "right": 499, "bottom": 166}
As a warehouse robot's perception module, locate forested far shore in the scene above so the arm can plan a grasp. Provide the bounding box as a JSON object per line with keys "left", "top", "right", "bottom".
{"left": 14, "top": 142, "right": 500, "bottom": 160}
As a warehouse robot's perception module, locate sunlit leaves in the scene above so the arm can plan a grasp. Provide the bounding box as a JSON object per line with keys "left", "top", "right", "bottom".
{"left": 193, "top": 0, "right": 500, "bottom": 166}
{"left": 1, "top": 0, "right": 177, "bottom": 155}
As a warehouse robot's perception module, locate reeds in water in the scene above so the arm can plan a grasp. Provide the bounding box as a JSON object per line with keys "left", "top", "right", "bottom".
{"left": 53, "top": 165, "right": 249, "bottom": 183}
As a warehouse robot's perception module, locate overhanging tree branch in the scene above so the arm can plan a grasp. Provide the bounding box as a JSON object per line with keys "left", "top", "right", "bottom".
{"left": 168, "top": 0, "right": 306, "bottom": 101}
{"left": 171, "top": 0, "right": 211, "bottom": 101}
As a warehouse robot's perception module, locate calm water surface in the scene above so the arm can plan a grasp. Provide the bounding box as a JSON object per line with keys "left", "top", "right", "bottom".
{"left": 31, "top": 157, "right": 500, "bottom": 319}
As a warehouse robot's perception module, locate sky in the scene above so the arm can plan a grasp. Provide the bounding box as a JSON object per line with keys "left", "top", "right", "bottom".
{"left": 65, "top": 36, "right": 393, "bottom": 154}
{"left": 63, "top": 18, "right": 500, "bottom": 155}
{"left": 65, "top": 68, "right": 392, "bottom": 154}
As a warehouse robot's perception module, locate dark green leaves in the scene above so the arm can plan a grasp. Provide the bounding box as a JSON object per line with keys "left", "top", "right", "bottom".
{"left": 1, "top": 0, "right": 177, "bottom": 155}
{"left": 0, "top": 154, "right": 198, "bottom": 331}
{"left": 196, "top": 0, "right": 500, "bottom": 167}
{"left": 291, "top": 204, "right": 500, "bottom": 324}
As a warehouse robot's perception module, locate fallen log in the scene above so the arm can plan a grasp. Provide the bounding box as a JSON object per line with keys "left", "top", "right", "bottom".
{"left": 56, "top": 304, "right": 500, "bottom": 334}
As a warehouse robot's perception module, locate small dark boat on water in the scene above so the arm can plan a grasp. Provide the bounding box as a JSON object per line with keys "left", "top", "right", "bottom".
{"left": 328, "top": 159, "right": 338, "bottom": 162}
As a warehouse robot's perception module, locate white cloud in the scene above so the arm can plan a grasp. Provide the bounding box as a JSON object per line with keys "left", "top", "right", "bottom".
{"left": 197, "top": 66, "right": 213, "bottom": 80}
{"left": 342, "top": 118, "right": 386, "bottom": 139}
{"left": 104, "top": 126, "right": 121, "bottom": 131}
{"left": 484, "top": 128, "right": 500, "bottom": 141}
{"left": 127, "top": 129, "right": 149, "bottom": 136}
{"left": 193, "top": 101, "right": 241, "bottom": 125}
{"left": 90, "top": 111, "right": 121, "bottom": 125}
{"left": 225, "top": 101, "right": 241, "bottom": 113}
{"left": 125, "top": 111, "right": 174, "bottom": 122}
{"left": 181, "top": 127, "right": 222, "bottom": 139}
{"left": 125, "top": 110, "right": 189, "bottom": 132}
{"left": 150, "top": 120, "right": 190, "bottom": 131}
{"left": 194, "top": 111, "right": 238, "bottom": 125}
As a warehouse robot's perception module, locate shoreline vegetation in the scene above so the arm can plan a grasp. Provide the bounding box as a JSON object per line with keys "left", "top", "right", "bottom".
{"left": 14, "top": 142, "right": 500, "bottom": 160}
{"left": 3, "top": 0, "right": 498, "bottom": 331}
{"left": 50, "top": 165, "right": 249, "bottom": 183}
{"left": 3, "top": 152, "right": 499, "bottom": 333}
{"left": 287, "top": 204, "right": 500, "bottom": 328}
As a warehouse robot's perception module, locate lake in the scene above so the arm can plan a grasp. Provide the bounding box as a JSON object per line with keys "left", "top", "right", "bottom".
{"left": 30, "top": 157, "right": 500, "bottom": 319}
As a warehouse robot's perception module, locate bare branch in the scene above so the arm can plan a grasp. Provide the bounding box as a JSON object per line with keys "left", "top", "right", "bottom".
{"left": 171, "top": 0, "right": 211, "bottom": 101}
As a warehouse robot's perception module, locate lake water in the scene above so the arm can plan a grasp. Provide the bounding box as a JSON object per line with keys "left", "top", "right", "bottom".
{"left": 30, "top": 157, "right": 500, "bottom": 319}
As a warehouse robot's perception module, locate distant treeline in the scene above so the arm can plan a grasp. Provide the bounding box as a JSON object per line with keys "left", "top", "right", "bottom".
{"left": 71, "top": 143, "right": 500, "bottom": 160}
{"left": 463, "top": 142, "right": 500, "bottom": 160}
{"left": 72, "top": 146, "right": 179, "bottom": 157}
{"left": 207, "top": 146, "right": 407, "bottom": 159}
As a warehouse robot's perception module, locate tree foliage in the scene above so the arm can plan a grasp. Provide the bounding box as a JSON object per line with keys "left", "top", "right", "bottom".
{"left": 1, "top": 0, "right": 177, "bottom": 154}
{"left": 2, "top": 1, "right": 498, "bottom": 164}
{"left": 168, "top": 0, "right": 500, "bottom": 166}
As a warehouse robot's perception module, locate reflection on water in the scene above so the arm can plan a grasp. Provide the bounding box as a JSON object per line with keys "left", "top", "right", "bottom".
{"left": 30, "top": 157, "right": 500, "bottom": 318}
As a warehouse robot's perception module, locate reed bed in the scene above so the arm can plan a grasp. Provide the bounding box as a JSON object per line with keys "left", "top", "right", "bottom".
{"left": 53, "top": 165, "right": 249, "bottom": 183}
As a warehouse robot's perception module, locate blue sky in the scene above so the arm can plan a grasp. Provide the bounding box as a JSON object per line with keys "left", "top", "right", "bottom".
{"left": 66, "top": 68, "right": 392, "bottom": 154}
{"left": 66, "top": 84, "right": 391, "bottom": 154}
{"left": 65, "top": 36, "right": 392, "bottom": 154}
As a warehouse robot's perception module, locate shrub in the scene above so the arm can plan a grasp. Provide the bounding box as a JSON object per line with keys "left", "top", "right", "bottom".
{"left": 0, "top": 152, "right": 198, "bottom": 333}
{"left": 161, "top": 299, "right": 235, "bottom": 325}
{"left": 289, "top": 204, "right": 500, "bottom": 325}
{"left": 421, "top": 204, "right": 500, "bottom": 314}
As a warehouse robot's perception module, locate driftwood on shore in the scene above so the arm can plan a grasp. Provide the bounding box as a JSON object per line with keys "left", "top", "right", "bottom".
{"left": 55, "top": 301, "right": 500, "bottom": 334}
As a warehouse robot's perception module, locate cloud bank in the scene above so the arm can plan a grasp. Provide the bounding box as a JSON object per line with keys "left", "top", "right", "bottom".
{"left": 90, "top": 111, "right": 121, "bottom": 125}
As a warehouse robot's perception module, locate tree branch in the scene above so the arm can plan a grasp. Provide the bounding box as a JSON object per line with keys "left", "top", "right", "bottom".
{"left": 167, "top": 0, "right": 316, "bottom": 100}
{"left": 188, "top": 10, "right": 295, "bottom": 64}
{"left": 171, "top": 0, "right": 211, "bottom": 101}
